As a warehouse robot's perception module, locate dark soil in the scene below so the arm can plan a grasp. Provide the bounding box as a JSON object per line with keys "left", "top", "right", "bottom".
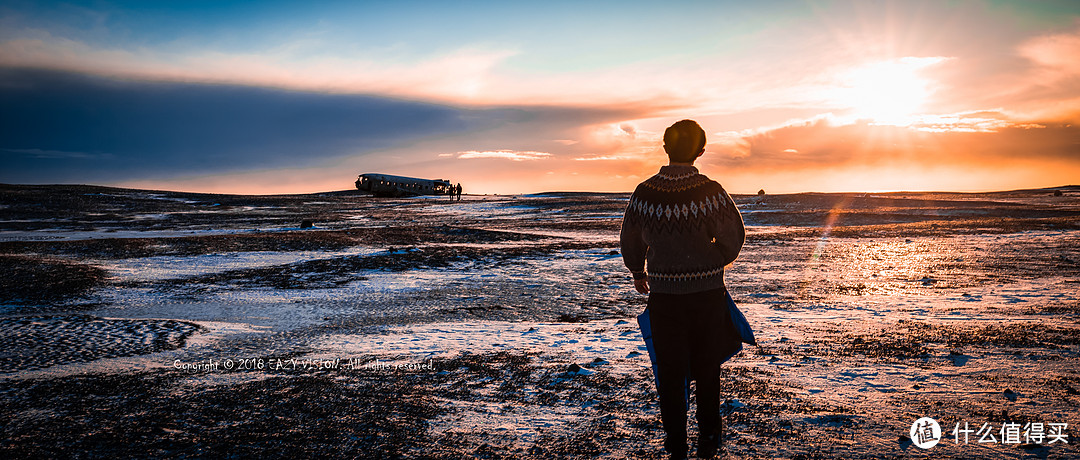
{"left": 812, "top": 320, "right": 1080, "bottom": 361}
{"left": 0, "top": 226, "right": 554, "bottom": 260}
{"left": 0, "top": 351, "right": 659, "bottom": 458}
{"left": 0, "top": 255, "right": 107, "bottom": 305}
{"left": 132, "top": 241, "right": 605, "bottom": 291}
{"left": 0, "top": 369, "right": 441, "bottom": 459}
{"left": 0, "top": 315, "right": 203, "bottom": 371}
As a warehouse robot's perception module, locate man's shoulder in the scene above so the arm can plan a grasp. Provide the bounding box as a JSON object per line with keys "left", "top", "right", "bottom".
{"left": 637, "top": 171, "right": 722, "bottom": 195}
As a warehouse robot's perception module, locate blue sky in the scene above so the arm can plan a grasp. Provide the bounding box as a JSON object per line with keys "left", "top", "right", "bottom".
{"left": 2, "top": 0, "right": 1079, "bottom": 193}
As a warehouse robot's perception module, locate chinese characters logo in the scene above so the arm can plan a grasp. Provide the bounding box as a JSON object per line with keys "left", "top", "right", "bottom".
{"left": 910, "top": 417, "right": 942, "bottom": 449}
{"left": 910, "top": 417, "right": 1069, "bottom": 450}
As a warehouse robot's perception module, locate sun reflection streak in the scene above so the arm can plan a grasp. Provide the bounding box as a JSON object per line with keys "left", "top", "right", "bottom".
{"left": 810, "top": 211, "right": 841, "bottom": 263}
{"left": 809, "top": 195, "right": 854, "bottom": 263}
{"left": 800, "top": 196, "right": 854, "bottom": 300}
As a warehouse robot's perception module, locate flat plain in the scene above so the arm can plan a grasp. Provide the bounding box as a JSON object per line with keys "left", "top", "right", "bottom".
{"left": 1, "top": 184, "right": 1078, "bottom": 458}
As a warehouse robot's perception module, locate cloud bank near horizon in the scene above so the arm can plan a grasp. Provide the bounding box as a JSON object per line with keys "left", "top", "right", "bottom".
{"left": 0, "top": 68, "right": 475, "bottom": 183}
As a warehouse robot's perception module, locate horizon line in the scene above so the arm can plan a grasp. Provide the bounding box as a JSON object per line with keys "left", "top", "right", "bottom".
{"left": 2, "top": 182, "right": 1077, "bottom": 198}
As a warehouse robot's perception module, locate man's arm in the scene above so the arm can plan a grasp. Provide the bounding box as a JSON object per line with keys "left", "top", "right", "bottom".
{"left": 620, "top": 195, "right": 649, "bottom": 294}
{"left": 711, "top": 188, "right": 745, "bottom": 266}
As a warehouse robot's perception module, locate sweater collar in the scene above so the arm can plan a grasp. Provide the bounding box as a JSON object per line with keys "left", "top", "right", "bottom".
{"left": 657, "top": 164, "right": 699, "bottom": 179}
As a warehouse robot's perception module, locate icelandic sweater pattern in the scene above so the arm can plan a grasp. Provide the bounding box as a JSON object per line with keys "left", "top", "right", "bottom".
{"left": 620, "top": 165, "right": 745, "bottom": 294}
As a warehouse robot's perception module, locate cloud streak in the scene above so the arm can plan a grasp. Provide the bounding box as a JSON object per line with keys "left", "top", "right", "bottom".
{"left": 0, "top": 33, "right": 520, "bottom": 105}
{"left": 456, "top": 150, "right": 552, "bottom": 161}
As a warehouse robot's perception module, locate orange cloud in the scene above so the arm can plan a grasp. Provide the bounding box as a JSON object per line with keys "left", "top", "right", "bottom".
{"left": 712, "top": 115, "right": 1077, "bottom": 167}
{"left": 689, "top": 113, "right": 1080, "bottom": 193}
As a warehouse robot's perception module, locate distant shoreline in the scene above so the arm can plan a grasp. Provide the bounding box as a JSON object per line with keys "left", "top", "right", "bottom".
{"left": 2, "top": 182, "right": 1078, "bottom": 198}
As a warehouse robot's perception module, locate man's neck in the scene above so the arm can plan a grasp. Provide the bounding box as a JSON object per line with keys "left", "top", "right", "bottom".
{"left": 667, "top": 161, "right": 695, "bottom": 167}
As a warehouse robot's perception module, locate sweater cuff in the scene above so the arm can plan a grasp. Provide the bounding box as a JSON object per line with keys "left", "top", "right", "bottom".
{"left": 630, "top": 270, "right": 647, "bottom": 280}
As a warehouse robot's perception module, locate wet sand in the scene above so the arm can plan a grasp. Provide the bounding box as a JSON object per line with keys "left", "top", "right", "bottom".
{"left": 1, "top": 184, "right": 1079, "bottom": 458}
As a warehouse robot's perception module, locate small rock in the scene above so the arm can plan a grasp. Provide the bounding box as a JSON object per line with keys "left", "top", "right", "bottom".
{"left": 300, "top": 220, "right": 314, "bottom": 229}
{"left": 557, "top": 314, "right": 588, "bottom": 323}
{"left": 723, "top": 398, "right": 746, "bottom": 409}
{"left": 1004, "top": 389, "right": 1018, "bottom": 401}
{"left": 565, "top": 363, "right": 593, "bottom": 376}
{"left": 947, "top": 352, "right": 969, "bottom": 366}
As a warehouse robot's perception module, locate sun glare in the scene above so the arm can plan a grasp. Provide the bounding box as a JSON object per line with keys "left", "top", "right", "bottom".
{"left": 835, "top": 57, "right": 946, "bottom": 125}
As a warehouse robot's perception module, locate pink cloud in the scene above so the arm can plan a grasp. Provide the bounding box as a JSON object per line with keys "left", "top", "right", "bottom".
{"left": 456, "top": 150, "right": 551, "bottom": 161}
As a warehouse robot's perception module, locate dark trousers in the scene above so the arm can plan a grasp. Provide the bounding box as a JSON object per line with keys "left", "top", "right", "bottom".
{"left": 648, "top": 287, "right": 736, "bottom": 455}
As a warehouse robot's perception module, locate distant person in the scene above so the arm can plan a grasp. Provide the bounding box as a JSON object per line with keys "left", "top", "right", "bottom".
{"left": 620, "top": 119, "right": 745, "bottom": 459}
{"left": 455, "top": 183, "right": 463, "bottom": 201}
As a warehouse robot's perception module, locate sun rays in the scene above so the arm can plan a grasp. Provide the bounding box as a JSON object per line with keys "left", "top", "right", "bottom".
{"left": 830, "top": 57, "right": 949, "bottom": 126}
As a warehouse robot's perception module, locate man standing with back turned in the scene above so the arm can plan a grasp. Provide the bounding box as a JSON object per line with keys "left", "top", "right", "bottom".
{"left": 620, "top": 119, "right": 745, "bottom": 459}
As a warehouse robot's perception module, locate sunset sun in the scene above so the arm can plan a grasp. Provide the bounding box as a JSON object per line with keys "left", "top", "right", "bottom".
{"left": 836, "top": 57, "right": 946, "bottom": 125}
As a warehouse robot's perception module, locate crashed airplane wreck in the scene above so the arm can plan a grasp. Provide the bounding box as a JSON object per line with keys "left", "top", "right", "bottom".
{"left": 355, "top": 173, "right": 460, "bottom": 198}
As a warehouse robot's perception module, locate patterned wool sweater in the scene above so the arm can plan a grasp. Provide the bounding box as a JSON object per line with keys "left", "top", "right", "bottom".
{"left": 620, "top": 164, "right": 745, "bottom": 294}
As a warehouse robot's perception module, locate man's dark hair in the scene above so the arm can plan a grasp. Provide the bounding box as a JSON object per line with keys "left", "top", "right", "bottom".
{"left": 663, "top": 119, "right": 706, "bottom": 163}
